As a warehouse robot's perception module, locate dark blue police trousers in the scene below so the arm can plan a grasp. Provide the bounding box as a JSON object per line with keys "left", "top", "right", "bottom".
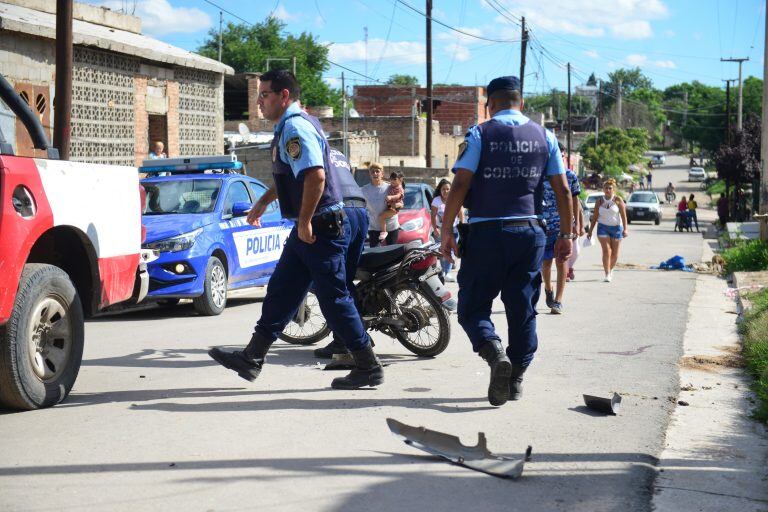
{"left": 457, "top": 220, "right": 545, "bottom": 367}
{"left": 254, "top": 215, "right": 370, "bottom": 351}
{"left": 343, "top": 206, "right": 369, "bottom": 295}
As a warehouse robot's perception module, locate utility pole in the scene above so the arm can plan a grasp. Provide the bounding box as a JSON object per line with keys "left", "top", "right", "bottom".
{"left": 595, "top": 79, "right": 601, "bottom": 147}
{"left": 425, "top": 0, "right": 433, "bottom": 168}
{"left": 682, "top": 90, "right": 688, "bottom": 151}
{"left": 761, "top": 3, "right": 768, "bottom": 239}
{"left": 616, "top": 78, "right": 622, "bottom": 128}
{"left": 53, "top": 0, "right": 73, "bottom": 160}
{"left": 292, "top": 56, "right": 296, "bottom": 76}
{"left": 721, "top": 57, "right": 749, "bottom": 130}
{"left": 723, "top": 79, "right": 736, "bottom": 145}
{"left": 218, "top": 11, "right": 223, "bottom": 62}
{"left": 567, "top": 63, "right": 572, "bottom": 166}
{"left": 364, "top": 26, "right": 369, "bottom": 85}
{"left": 519, "top": 16, "right": 528, "bottom": 97}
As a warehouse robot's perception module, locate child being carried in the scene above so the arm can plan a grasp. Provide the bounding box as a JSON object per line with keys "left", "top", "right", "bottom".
{"left": 379, "top": 171, "right": 405, "bottom": 241}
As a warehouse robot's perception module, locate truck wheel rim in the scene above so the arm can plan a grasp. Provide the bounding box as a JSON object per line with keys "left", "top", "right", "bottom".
{"left": 27, "top": 296, "right": 72, "bottom": 382}
{"left": 211, "top": 265, "right": 227, "bottom": 309}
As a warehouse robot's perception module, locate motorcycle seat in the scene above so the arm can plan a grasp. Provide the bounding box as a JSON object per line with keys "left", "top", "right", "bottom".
{"left": 358, "top": 244, "right": 407, "bottom": 270}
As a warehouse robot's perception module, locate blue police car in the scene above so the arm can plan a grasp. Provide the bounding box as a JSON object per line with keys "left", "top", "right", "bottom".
{"left": 139, "top": 155, "right": 292, "bottom": 315}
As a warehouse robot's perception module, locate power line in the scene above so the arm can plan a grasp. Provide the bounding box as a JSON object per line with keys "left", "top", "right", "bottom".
{"left": 370, "top": 1, "right": 398, "bottom": 79}
{"left": 394, "top": 0, "right": 521, "bottom": 43}
{"left": 201, "top": 0, "right": 252, "bottom": 26}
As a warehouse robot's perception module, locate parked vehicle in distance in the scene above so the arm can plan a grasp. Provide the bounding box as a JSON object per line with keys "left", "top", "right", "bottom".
{"left": 688, "top": 167, "right": 706, "bottom": 182}
{"left": 140, "top": 156, "right": 292, "bottom": 316}
{"left": 651, "top": 154, "right": 666, "bottom": 166}
{"left": 0, "top": 72, "right": 149, "bottom": 410}
{"left": 584, "top": 192, "right": 604, "bottom": 219}
{"left": 626, "top": 191, "right": 662, "bottom": 225}
{"left": 580, "top": 198, "right": 591, "bottom": 231}
{"left": 397, "top": 183, "right": 435, "bottom": 245}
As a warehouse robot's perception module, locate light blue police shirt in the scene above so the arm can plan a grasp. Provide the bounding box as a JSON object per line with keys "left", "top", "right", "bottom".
{"left": 452, "top": 109, "right": 565, "bottom": 224}
{"left": 274, "top": 102, "right": 343, "bottom": 214}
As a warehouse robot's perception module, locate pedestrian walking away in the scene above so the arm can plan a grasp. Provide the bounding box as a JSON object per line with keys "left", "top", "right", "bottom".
{"left": 688, "top": 193, "right": 699, "bottom": 232}
{"left": 541, "top": 142, "right": 581, "bottom": 314}
{"left": 440, "top": 76, "right": 573, "bottom": 407}
{"left": 313, "top": 148, "right": 370, "bottom": 359}
{"left": 362, "top": 163, "right": 401, "bottom": 247}
{"left": 430, "top": 178, "right": 465, "bottom": 282}
{"left": 587, "top": 179, "right": 628, "bottom": 282}
{"left": 207, "top": 70, "right": 383, "bottom": 390}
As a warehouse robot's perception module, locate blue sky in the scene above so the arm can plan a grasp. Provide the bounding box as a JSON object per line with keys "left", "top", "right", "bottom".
{"left": 99, "top": 0, "right": 765, "bottom": 93}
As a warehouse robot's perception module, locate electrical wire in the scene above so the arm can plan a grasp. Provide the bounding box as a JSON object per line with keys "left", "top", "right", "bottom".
{"left": 370, "top": 1, "right": 398, "bottom": 79}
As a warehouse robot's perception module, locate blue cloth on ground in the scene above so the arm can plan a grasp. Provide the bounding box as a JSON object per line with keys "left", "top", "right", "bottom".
{"left": 651, "top": 255, "right": 694, "bottom": 272}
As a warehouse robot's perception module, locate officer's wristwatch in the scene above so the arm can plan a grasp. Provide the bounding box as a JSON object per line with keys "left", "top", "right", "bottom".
{"left": 557, "top": 232, "right": 576, "bottom": 240}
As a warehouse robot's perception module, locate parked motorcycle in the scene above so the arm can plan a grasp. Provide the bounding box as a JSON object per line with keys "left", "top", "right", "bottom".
{"left": 279, "top": 242, "right": 453, "bottom": 357}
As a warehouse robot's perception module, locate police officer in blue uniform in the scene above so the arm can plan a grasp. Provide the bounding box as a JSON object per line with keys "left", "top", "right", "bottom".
{"left": 208, "top": 70, "right": 382, "bottom": 389}
{"left": 440, "top": 76, "right": 573, "bottom": 406}
{"left": 313, "top": 148, "right": 369, "bottom": 359}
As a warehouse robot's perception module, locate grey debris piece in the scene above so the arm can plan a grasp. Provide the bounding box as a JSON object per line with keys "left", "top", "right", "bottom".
{"left": 583, "top": 392, "right": 622, "bottom": 415}
{"left": 386, "top": 418, "right": 529, "bottom": 479}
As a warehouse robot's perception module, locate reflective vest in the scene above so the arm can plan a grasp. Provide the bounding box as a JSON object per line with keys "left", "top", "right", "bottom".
{"left": 464, "top": 120, "right": 550, "bottom": 218}
{"left": 328, "top": 148, "right": 365, "bottom": 202}
{"left": 271, "top": 111, "right": 342, "bottom": 219}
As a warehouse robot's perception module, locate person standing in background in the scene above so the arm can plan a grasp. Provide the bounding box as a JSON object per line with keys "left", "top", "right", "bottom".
{"left": 361, "top": 163, "right": 402, "bottom": 246}
{"left": 430, "top": 178, "right": 464, "bottom": 282}
{"left": 688, "top": 193, "right": 699, "bottom": 232}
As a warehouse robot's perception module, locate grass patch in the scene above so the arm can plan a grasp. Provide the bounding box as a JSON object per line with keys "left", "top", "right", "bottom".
{"left": 721, "top": 240, "right": 768, "bottom": 273}
{"left": 707, "top": 179, "right": 725, "bottom": 196}
{"left": 741, "top": 288, "right": 768, "bottom": 423}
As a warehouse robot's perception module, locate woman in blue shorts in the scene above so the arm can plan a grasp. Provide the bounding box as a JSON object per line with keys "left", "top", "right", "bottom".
{"left": 586, "top": 179, "right": 629, "bottom": 282}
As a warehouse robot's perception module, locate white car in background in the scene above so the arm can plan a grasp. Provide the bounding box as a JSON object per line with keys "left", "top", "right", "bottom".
{"left": 626, "top": 191, "right": 662, "bottom": 225}
{"left": 688, "top": 167, "right": 706, "bottom": 182}
{"left": 584, "top": 192, "right": 604, "bottom": 219}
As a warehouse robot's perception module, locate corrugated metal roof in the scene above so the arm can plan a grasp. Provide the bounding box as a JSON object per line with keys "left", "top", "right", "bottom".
{"left": 0, "top": 2, "right": 233, "bottom": 75}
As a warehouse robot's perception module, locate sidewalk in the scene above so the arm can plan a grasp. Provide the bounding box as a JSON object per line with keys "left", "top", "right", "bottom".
{"left": 651, "top": 239, "right": 768, "bottom": 511}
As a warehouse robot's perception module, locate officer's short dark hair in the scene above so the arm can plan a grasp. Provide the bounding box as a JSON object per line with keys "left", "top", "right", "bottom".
{"left": 261, "top": 69, "right": 301, "bottom": 100}
{"left": 489, "top": 89, "right": 522, "bottom": 108}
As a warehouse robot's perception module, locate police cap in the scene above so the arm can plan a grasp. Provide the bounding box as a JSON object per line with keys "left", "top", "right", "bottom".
{"left": 486, "top": 76, "right": 521, "bottom": 96}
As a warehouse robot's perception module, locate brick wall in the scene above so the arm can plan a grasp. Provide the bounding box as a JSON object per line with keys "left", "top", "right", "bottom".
{"left": 133, "top": 76, "right": 148, "bottom": 165}
{"left": 247, "top": 75, "right": 262, "bottom": 123}
{"left": 166, "top": 81, "right": 180, "bottom": 157}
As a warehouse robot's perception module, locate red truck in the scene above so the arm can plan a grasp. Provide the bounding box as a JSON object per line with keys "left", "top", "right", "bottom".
{"left": 0, "top": 73, "right": 148, "bottom": 410}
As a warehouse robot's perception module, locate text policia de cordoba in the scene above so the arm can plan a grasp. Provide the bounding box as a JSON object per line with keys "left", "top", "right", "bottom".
{"left": 481, "top": 139, "right": 544, "bottom": 179}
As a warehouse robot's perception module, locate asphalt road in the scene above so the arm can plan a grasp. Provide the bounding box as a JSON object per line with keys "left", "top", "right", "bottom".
{"left": 0, "top": 155, "right": 706, "bottom": 512}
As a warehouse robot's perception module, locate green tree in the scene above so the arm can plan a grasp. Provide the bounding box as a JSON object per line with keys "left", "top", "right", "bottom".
{"left": 626, "top": 87, "right": 666, "bottom": 143}
{"left": 387, "top": 74, "right": 420, "bottom": 86}
{"left": 580, "top": 127, "right": 647, "bottom": 174}
{"left": 742, "top": 76, "right": 763, "bottom": 118}
{"left": 197, "top": 17, "right": 340, "bottom": 111}
{"left": 663, "top": 81, "right": 726, "bottom": 152}
{"left": 602, "top": 67, "right": 653, "bottom": 113}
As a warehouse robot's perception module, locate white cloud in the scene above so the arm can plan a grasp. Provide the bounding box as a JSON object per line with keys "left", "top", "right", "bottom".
{"left": 96, "top": 0, "right": 211, "bottom": 36}
{"left": 272, "top": 5, "right": 298, "bottom": 22}
{"left": 490, "top": 0, "right": 668, "bottom": 40}
{"left": 328, "top": 39, "right": 426, "bottom": 65}
{"left": 624, "top": 54, "right": 676, "bottom": 68}
{"left": 583, "top": 49, "right": 599, "bottom": 59}
{"left": 445, "top": 43, "right": 471, "bottom": 62}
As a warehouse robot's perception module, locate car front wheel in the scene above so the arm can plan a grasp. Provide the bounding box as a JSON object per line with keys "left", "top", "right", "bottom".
{"left": 654, "top": 215, "right": 661, "bottom": 225}
{"left": 193, "top": 256, "right": 227, "bottom": 316}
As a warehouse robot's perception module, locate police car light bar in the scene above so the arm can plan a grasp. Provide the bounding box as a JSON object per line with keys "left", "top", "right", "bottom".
{"left": 140, "top": 155, "right": 243, "bottom": 173}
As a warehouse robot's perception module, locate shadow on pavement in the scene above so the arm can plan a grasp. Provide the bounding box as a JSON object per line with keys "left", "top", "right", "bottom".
{"left": 88, "top": 297, "right": 264, "bottom": 322}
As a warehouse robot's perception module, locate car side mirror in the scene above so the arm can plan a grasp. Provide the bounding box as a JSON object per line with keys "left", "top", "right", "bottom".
{"left": 232, "top": 201, "right": 251, "bottom": 217}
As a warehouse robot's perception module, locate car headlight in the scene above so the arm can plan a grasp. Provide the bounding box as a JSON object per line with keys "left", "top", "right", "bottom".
{"left": 400, "top": 217, "right": 424, "bottom": 231}
{"left": 142, "top": 227, "right": 203, "bottom": 253}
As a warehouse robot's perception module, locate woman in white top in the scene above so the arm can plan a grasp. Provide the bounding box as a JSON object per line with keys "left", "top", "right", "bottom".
{"left": 430, "top": 179, "right": 464, "bottom": 282}
{"left": 586, "top": 178, "right": 629, "bottom": 282}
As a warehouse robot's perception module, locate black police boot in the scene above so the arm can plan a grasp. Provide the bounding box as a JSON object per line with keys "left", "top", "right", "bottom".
{"left": 508, "top": 364, "right": 528, "bottom": 401}
{"left": 478, "top": 339, "right": 512, "bottom": 406}
{"left": 313, "top": 338, "right": 349, "bottom": 359}
{"left": 208, "top": 332, "right": 273, "bottom": 382}
{"left": 330, "top": 345, "right": 384, "bottom": 389}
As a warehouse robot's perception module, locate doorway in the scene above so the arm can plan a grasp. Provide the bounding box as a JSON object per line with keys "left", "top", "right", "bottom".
{"left": 148, "top": 114, "right": 168, "bottom": 158}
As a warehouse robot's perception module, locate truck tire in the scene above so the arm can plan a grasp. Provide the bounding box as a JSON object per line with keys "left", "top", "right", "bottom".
{"left": 0, "top": 264, "right": 84, "bottom": 410}
{"left": 193, "top": 256, "right": 227, "bottom": 316}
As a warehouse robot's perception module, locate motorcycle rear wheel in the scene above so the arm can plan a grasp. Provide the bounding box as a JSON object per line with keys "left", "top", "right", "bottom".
{"left": 278, "top": 292, "right": 331, "bottom": 345}
{"left": 392, "top": 283, "right": 450, "bottom": 357}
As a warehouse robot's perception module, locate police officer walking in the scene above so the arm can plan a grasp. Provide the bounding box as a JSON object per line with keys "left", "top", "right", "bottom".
{"left": 208, "top": 70, "right": 382, "bottom": 389}
{"left": 313, "top": 148, "right": 369, "bottom": 359}
{"left": 440, "top": 76, "right": 573, "bottom": 406}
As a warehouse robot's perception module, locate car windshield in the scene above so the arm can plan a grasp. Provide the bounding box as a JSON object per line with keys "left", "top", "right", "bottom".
{"left": 629, "top": 193, "right": 657, "bottom": 203}
{"left": 142, "top": 179, "right": 221, "bottom": 214}
{"left": 403, "top": 187, "right": 424, "bottom": 209}
{"left": 586, "top": 195, "right": 599, "bottom": 204}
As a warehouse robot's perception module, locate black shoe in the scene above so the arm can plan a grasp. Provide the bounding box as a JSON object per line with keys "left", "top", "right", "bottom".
{"left": 550, "top": 301, "right": 563, "bottom": 315}
{"left": 478, "top": 340, "right": 512, "bottom": 406}
{"left": 544, "top": 289, "right": 555, "bottom": 309}
{"left": 208, "top": 348, "right": 263, "bottom": 382}
{"left": 314, "top": 338, "right": 349, "bottom": 359}
{"left": 508, "top": 364, "right": 528, "bottom": 401}
{"left": 331, "top": 345, "right": 384, "bottom": 389}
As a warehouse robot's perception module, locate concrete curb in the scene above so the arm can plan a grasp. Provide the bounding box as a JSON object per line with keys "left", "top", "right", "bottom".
{"left": 651, "top": 241, "right": 768, "bottom": 511}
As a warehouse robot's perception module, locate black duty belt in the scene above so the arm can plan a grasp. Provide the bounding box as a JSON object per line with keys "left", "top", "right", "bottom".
{"left": 343, "top": 198, "right": 366, "bottom": 208}
{"left": 471, "top": 218, "right": 546, "bottom": 230}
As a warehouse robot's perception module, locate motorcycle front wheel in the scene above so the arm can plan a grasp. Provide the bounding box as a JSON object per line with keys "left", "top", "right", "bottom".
{"left": 392, "top": 283, "right": 450, "bottom": 357}
{"left": 278, "top": 292, "right": 331, "bottom": 345}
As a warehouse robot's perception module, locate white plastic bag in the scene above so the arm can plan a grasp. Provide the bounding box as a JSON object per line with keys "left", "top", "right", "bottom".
{"left": 582, "top": 234, "right": 595, "bottom": 248}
